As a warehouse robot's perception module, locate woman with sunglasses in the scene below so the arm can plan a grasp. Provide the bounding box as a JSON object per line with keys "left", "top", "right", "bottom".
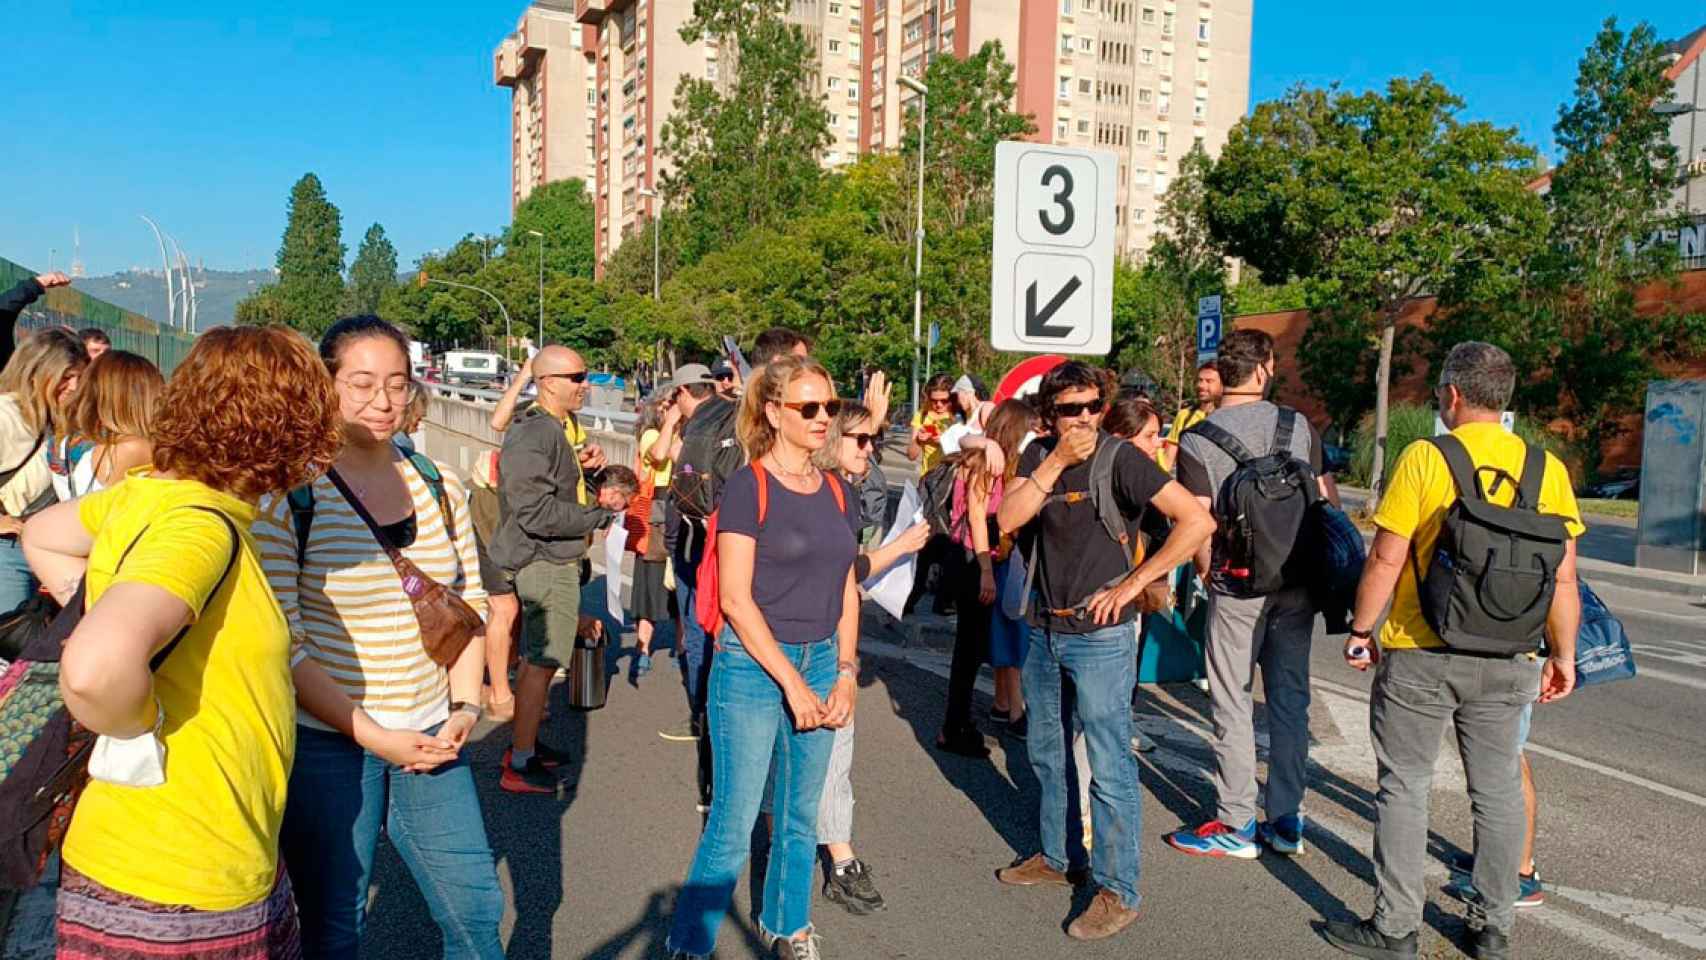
{"left": 667, "top": 355, "right": 861, "bottom": 960}
{"left": 254, "top": 316, "right": 503, "bottom": 959}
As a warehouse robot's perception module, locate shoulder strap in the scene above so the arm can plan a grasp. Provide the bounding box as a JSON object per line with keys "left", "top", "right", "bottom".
{"left": 130, "top": 506, "right": 241, "bottom": 672}
{"left": 287, "top": 484, "right": 315, "bottom": 567}
{"left": 1187, "top": 419, "right": 1259, "bottom": 465}
{"left": 401, "top": 449, "right": 454, "bottom": 541}
{"left": 1272, "top": 407, "right": 1298, "bottom": 457}
{"left": 825, "top": 471, "right": 848, "bottom": 515}
{"left": 1429, "top": 435, "right": 1485, "bottom": 502}
{"left": 1515, "top": 442, "right": 1547, "bottom": 511}
{"left": 0, "top": 433, "right": 45, "bottom": 489}
{"left": 1088, "top": 436, "right": 1131, "bottom": 557}
{"left": 755, "top": 464, "right": 770, "bottom": 527}
{"left": 326, "top": 469, "right": 407, "bottom": 561}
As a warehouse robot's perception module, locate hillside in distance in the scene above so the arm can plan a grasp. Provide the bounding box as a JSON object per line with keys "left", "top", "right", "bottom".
{"left": 75, "top": 268, "right": 275, "bottom": 331}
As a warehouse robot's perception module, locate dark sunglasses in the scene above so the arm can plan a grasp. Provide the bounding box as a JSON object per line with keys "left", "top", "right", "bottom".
{"left": 715, "top": 372, "right": 735, "bottom": 382}
{"left": 539, "top": 371, "right": 590, "bottom": 384}
{"left": 1053, "top": 398, "right": 1106, "bottom": 419}
{"left": 781, "top": 399, "right": 843, "bottom": 420}
{"left": 844, "top": 432, "right": 879, "bottom": 449}
{"left": 929, "top": 395, "right": 952, "bottom": 405}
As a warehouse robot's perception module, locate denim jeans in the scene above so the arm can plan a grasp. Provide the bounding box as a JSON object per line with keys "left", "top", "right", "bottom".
{"left": 281, "top": 724, "right": 505, "bottom": 960}
{"left": 675, "top": 550, "right": 714, "bottom": 807}
{"left": 668, "top": 630, "right": 838, "bottom": 956}
{"left": 1022, "top": 622, "right": 1144, "bottom": 910}
{"left": 0, "top": 536, "right": 37, "bottom": 615}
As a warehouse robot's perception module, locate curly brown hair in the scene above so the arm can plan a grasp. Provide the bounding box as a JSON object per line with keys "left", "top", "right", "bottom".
{"left": 151, "top": 326, "right": 342, "bottom": 499}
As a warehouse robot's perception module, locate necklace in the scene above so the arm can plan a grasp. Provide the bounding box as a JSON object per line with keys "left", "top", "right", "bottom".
{"left": 766, "top": 451, "right": 815, "bottom": 480}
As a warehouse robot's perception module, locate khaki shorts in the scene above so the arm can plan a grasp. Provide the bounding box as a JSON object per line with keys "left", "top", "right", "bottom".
{"left": 514, "top": 559, "right": 582, "bottom": 669}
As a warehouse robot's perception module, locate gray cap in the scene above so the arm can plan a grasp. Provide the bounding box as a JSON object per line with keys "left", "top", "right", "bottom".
{"left": 661, "top": 363, "right": 716, "bottom": 394}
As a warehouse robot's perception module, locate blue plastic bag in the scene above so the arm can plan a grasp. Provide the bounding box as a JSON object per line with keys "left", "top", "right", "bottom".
{"left": 1574, "top": 581, "right": 1636, "bottom": 687}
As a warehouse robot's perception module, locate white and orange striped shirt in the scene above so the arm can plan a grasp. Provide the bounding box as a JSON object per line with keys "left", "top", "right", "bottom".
{"left": 254, "top": 459, "right": 487, "bottom": 733}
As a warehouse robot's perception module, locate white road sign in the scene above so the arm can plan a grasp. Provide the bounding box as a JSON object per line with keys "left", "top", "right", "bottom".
{"left": 990, "top": 141, "right": 1118, "bottom": 356}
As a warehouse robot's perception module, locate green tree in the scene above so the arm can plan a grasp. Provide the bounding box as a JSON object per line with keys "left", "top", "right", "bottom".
{"left": 507, "top": 179, "right": 597, "bottom": 279}
{"left": 345, "top": 222, "right": 398, "bottom": 315}
{"left": 659, "top": 0, "right": 832, "bottom": 261}
{"left": 270, "top": 173, "right": 347, "bottom": 336}
{"left": 233, "top": 285, "right": 287, "bottom": 327}
{"left": 1427, "top": 18, "right": 1700, "bottom": 467}
{"left": 1206, "top": 77, "right": 1547, "bottom": 498}
{"left": 900, "top": 42, "right": 1036, "bottom": 229}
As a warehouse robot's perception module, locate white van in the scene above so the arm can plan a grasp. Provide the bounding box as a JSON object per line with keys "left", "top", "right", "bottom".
{"left": 442, "top": 351, "right": 508, "bottom": 387}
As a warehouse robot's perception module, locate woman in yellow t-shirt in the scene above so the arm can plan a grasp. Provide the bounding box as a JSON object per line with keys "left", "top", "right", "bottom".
{"left": 22, "top": 326, "right": 341, "bottom": 960}
{"left": 629, "top": 392, "right": 681, "bottom": 678}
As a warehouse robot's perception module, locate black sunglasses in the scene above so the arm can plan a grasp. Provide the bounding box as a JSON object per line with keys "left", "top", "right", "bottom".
{"left": 781, "top": 399, "right": 843, "bottom": 420}
{"left": 715, "top": 372, "right": 735, "bottom": 381}
{"left": 844, "top": 432, "right": 878, "bottom": 449}
{"left": 1053, "top": 398, "right": 1106, "bottom": 419}
{"left": 539, "top": 371, "right": 590, "bottom": 384}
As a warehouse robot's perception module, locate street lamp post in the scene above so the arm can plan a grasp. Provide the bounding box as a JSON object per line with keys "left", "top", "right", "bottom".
{"left": 422, "top": 275, "right": 513, "bottom": 362}
{"left": 899, "top": 74, "right": 929, "bottom": 418}
{"left": 527, "top": 229, "right": 545, "bottom": 349}
{"left": 637, "top": 188, "right": 661, "bottom": 300}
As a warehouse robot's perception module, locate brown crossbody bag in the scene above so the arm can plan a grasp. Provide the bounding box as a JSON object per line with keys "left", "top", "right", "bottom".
{"left": 328, "top": 466, "right": 482, "bottom": 667}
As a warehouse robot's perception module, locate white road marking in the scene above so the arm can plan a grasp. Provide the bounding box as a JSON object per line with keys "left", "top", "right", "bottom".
{"left": 1549, "top": 886, "right": 1706, "bottom": 953}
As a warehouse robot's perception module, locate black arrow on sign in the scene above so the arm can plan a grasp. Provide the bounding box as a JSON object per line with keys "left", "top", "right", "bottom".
{"left": 1025, "top": 275, "right": 1082, "bottom": 338}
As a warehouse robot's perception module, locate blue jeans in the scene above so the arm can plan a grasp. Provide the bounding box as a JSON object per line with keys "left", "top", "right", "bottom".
{"left": 0, "top": 536, "right": 37, "bottom": 614}
{"left": 281, "top": 724, "right": 505, "bottom": 960}
{"left": 668, "top": 630, "right": 839, "bottom": 955}
{"left": 1022, "top": 623, "right": 1144, "bottom": 909}
{"left": 675, "top": 551, "right": 711, "bottom": 713}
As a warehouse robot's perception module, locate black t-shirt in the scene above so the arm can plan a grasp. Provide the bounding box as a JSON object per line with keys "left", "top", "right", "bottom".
{"left": 717, "top": 465, "right": 857, "bottom": 643}
{"left": 1016, "top": 434, "right": 1173, "bottom": 634}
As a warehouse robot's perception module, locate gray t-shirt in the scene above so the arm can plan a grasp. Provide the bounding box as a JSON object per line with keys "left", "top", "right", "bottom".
{"left": 1176, "top": 401, "right": 1323, "bottom": 503}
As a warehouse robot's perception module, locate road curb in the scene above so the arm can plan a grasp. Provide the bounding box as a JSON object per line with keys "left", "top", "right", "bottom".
{"left": 1577, "top": 560, "right": 1706, "bottom": 601}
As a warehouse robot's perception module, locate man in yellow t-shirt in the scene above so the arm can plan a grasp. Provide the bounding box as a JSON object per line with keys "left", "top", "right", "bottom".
{"left": 1159, "top": 362, "right": 1222, "bottom": 472}
{"left": 1326, "top": 342, "right": 1583, "bottom": 960}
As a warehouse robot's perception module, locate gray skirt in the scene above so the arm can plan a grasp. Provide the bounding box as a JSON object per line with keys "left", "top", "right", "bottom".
{"left": 631, "top": 557, "right": 675, "bottom": 624}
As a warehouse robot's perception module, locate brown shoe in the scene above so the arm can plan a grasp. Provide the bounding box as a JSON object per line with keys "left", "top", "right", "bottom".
{"left": 997, "top": 853, "right": 1073, "bottom": 887}
{"left": 1067, "top": 888, "right": 1139, "bottom": 941}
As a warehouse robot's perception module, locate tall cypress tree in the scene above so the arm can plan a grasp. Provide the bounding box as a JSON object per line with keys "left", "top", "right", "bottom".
{"left": 346, "top": 222, "right": 399, "bottom": 315}
{"left": 275, "top": 173, "right": 346, "bottom": 335}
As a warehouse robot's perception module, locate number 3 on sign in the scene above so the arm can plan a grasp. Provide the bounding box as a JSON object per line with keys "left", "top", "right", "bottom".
{"left": 1039, "top": 164, "right": 1075, "bottom": 235}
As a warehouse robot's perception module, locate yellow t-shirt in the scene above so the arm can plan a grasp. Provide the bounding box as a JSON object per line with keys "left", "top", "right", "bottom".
{"left": 565, "top": 414, "right": 589, "bottom": 505}
{"left": 1373, "top": 422, "right": 1586, "bottom": 651}
{"left": 912, "top": 411, "right": 954, "bottom": 475}
{"left": 1160, "top": 406, "right": 1208, "bottom": 472}
{"left": 639, "top": 428, "right": 673, "bottom": 487}
{"left": 63, "top": 473, "right": 295, "bottom": 910}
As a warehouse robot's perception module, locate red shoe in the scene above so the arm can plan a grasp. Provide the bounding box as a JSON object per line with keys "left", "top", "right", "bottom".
{"left": 500, "top": 757, "right": 559, "bottom": 795}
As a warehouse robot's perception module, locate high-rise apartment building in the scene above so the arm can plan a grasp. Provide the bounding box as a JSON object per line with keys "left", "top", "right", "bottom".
{"left": 494, "top": 2, "right": 598, "bottom": 211}
{"left": 497, "top": 0, "right": 1251, "bottom": 267}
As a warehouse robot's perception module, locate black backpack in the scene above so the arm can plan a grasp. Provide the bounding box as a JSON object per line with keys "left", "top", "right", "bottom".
{"left": 1015, "top": 434, "right": 1133, "bottom": 617}
{"left": 1187, "top": 408, "right": 1319, "bottom": 598}
{"left": 918, "top": 456, "right": 966, "bottom": 541}
{"left": 670, "top": 395, "right": 745, "bottom": 520}
{"left": 1412, "top": 436, "right": 1568, "bottom": 656}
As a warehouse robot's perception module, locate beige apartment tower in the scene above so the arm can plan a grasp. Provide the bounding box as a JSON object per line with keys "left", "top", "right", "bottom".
{"left": 497, "top": 0, "right": 1252, "bottom": 267}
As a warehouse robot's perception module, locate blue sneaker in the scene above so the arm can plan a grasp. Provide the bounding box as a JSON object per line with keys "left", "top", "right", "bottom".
{"left": 1445, "top": 859, "right": 1544, "bottom": 908}
{"left": 633, "top": 653, "right": 653, "bottom": 681}
{"left": 1260, "top": 814, "right": 1306, "bottom": 856}
{"left": 1165, "top": 819, "right": 1259, "bottom": 860}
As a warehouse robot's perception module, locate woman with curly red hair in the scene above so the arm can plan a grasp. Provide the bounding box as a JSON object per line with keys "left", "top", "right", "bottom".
{"left": 21, "top": 325, "right": 342, "bottom": 959}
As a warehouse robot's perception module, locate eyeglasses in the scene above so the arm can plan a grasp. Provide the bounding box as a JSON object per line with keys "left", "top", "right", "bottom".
{"left": 844, "top": 432, "right": 878, "bottom": 449}
{"left": 929, "top": 395, "right": 952, "bottom": 405}
{"left": 715, "top": 372, "right": 735, "bottom": 382}
{"left": 781, "top": 399, "right": 843, "bottom": 420}
{"left": 338, "top": 378, "right": 420, "bottom": 407}
{"left": 539, "top": 371, "right": 590, "bottom": 384}
{"left": 1052, "top": 398, "right": 1106, "bottom": 419}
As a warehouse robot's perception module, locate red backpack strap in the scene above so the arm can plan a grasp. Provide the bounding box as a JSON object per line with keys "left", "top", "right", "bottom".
{"left": 826, "top": 472, "right": 847, "bottom": 514}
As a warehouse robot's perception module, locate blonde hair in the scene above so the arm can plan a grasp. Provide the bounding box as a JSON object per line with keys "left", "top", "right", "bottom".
{"left": 71, "top": 350, "right": 164, "bottom": 447}
{"left": 738, "top": 354, "right": 835, "bottom": 462}
{"left": 812, "top": 400, "right": 874, "bottom": 473}
{"left": 0, "top": 327, "right": 88, "bottom": 434}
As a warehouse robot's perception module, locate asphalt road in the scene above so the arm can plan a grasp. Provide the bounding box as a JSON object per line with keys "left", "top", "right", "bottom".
{"left": 356, "top": 557, "right": 1706, "bottom": 960}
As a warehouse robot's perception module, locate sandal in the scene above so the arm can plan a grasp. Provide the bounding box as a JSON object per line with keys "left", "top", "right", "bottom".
{"left": 485, "top": 692, "right": 516, "bottom": 723}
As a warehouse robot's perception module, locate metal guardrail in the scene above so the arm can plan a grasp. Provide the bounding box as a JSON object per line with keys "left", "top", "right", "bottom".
{"left": 417, "top": 385, "right": 638, "bottom": 480}
{"left": 421, "top": 381, "right": 638, "bottom": 432}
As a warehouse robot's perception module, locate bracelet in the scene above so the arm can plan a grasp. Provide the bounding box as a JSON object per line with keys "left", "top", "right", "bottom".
{"left": 837, "top": 660, "right": 858, "bottom": 681}
{"left": 449, "top": 700, "right": 482, "bottom": 719}
{"left": 1348, "top": 626, "right": 1375, "bottom": 641}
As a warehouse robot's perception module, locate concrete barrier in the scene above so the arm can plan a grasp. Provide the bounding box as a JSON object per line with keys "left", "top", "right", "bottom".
{"left": 418, "top": 391, "right": 637, "bottom": 480}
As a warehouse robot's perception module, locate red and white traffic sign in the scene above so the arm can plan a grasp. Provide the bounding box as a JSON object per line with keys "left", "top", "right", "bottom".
{"left": 993, "top": 354, "right": 1067, "bottom": 405}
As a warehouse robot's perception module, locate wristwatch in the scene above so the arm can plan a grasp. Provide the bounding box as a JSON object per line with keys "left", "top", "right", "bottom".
{"left": 837, "top": 660, "right": 858, "bottom": 682}
{"left": 450, "top": 700, "right": 482, "bottom": 719}
{"left": 1348, "top": 626, "right": 1375, "bottom": 642}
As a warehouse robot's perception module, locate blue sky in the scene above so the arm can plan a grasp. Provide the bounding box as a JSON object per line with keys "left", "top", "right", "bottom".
{"left": 2, "top": 2, "right": 1700, "bottom": 279}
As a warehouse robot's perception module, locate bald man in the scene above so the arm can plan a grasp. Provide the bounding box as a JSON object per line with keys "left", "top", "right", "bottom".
{"left": 490, "top": 346, "right": 628, "bottom": 794}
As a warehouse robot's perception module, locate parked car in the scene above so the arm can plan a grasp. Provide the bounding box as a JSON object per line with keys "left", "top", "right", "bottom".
{"left": 1582, "top": 469, "right": 1640, "bottom": 500}
{"left": 1323, "top": 443, "right": 1353, "bottom": 476}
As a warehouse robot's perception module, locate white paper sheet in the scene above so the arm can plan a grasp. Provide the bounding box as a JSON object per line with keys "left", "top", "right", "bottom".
{"left": 862, "top": 481, "right": 921, "bottom": 621}
{"left": 603, "top": 515, "right": 627, "bottom": 626}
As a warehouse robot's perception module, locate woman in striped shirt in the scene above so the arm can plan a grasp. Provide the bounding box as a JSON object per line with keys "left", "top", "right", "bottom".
{"left": 254, "top": 316, "right": 504, "bottom": 960}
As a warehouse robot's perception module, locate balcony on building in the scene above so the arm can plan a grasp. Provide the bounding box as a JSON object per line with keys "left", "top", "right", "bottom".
{"left": 576, "top": 0, "right": 637, "bottom": 24}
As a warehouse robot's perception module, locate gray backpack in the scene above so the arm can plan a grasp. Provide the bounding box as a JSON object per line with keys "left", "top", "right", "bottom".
{"left": 1412, "top": 435, "right": 1569, "bottom": 656}
{"left": 1015, "top": 434, "right": 1131, "bottom": 618}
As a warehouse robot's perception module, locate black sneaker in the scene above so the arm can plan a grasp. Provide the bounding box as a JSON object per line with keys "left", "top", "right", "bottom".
{"left": 1470, "top": 928, "right": 1511, "bottom": 960}
{"left": 823, "top": 859, "right": 886, "bottom": 916}
{"left": 1321, "top": 919, "right": 1418, "bottom": 960}
{"left": 1005, "top": 713, "right": 1028, "bottom": 741}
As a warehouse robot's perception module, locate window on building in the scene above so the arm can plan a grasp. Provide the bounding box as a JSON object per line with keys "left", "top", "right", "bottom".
{"left": 849, "top": 39, "right": 860, "bottom": 56}
{"left": 1057, "top": 119, "right": 1069, "bottom": 141}
{"left": 1059, "top": 76, "right": 1071, "bottom": 99}
{"left": 1083, "top": 0, "right": 1095, "bottom": 11}
{"left": 1077, "top": 118, "right": 1091, "bottom": 134}
{"left": 827, "top": 149, "right": 841, "bottom": 163}
{"left": 1156, "top": 169, "right": 1170, "bottom": 193}
{"left": 941, "top": 28, "right": 955, "bottom": 49}
{"left": 905, "top": 17, "right": 924, "bottom": 42}
{"left": 829, "top": 38, "right": 842, "bottom": 53}
{"left": 1194, "top": 95, "right": 1208, "bottom": 120}
{"left": 828, "top": 76, "right": 841, "bottom": 90}
{"left": 1158, "top": 91, "right": 1170, "bottom": 114}
{"left": 1161, "top": 50, "right": 1172, "bottom": 74}
{"left": 848, "top": 83, "right": 859, "bottom": 101}
{"left": 1157, "top": 130, "right": 1169, "bottom": 152}
{"left": 903, "top": 55, "right": 921, "bottom": 77}
{"left": 1141, "top": 6, "right": 1155, "bottom": 23}
{"left": 1198, "top": 18, "right": 1211, "bottom": 41}
{"left": 1138, "top": 87, "right": 1153, "bottom": 104}
{"left": 1135, "top": 128, "right": 1150, "bottom": 145}
{"left": 828, "top": 1, "right": 841, "bottom": 13}
{"left": 1061, "top": 0, "right": 1072, "bottom": 15}
{"left": 1140, "top": 47, "right": 1154, "bottom": 64}
{"left": 943, "top": 0, "right": 955, "bottom": 12}
{"left": 830, "top": 113, "right": 840, "bottom": 127}
{"left": 1079, "top": 36, "right": 1094, "bottom": 53}
{"left": 1060, "top": 34, "right": 1073, "bottom": 55}
{"left": 1132, "top": 206, "right": 1145, "bottom": 222}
